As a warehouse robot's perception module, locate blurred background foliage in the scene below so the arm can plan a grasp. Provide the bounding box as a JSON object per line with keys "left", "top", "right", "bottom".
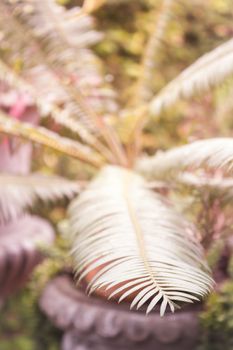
{"left": 0, "top": 287, "right": 61, "bottom": 350}
{"left": 1, "top": 0, "right": 233, "bottom": 348}
{"left": 200, "top": 281, "right": 233, "bottom": 350}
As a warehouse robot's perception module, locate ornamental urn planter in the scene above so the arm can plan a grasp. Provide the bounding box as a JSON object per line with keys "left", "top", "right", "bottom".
{"left": 38, "top": 214, "right": 233, "bottom": 350}
{"left": 0, "top": 214, "right": 54, "bottom": 303}
{"left": 0, "top": 95, "right": 55, "bottom": 302}
{"left": 40, "top": 275, "right": 201, "bottom": 350}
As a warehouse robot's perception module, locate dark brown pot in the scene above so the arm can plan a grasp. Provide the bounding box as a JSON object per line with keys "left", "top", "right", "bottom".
{"left": 0, "top": 214, "right": 54, "bottom": 303}
{"left": 39, "top": 275, "right": 201, "bottom": 350}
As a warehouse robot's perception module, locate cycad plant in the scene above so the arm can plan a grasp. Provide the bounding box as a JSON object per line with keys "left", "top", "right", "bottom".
{"left": 0, "top": 0, "right": 233, "bottom": 316}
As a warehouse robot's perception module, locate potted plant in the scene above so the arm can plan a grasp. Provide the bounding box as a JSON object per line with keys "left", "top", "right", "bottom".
{"left": 0, "top": 0, "right": 233, "bottom": 348}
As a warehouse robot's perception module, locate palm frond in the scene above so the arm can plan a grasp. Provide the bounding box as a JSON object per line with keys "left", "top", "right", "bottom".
{"left": 137, "top": 138, "right": 233, "bottom": 179}
{"left": 126, "top": 0, "right": 173, "bottom": 161}
{"left": 0, "top": 62, "right": 92, "bottom": 143}
{"left": 69, "top": 166, "right": 213, "bottom": 315}
{"left": 178, "top": 172, "right": 233, "bottom": 189}
{"left": 0, "top": 173, "right": 80, "bottom": 223}
{"left": 0, "top": 3, "right": 98, "bottom": 140}
{"left": 83, "top": 0, "right": 135, "bottom": 12}
{"left": 18, "top": 0, "right": 109, "bottom": 122}
{"left": 0, "top": 62, "right": 115, "bottom": 162}
{"left": 150, "top": 38, "right": 233, "bottom": 115}
{"left": 0, "top": 111, "right": 104, "bottom": 168}
{"left": 135, "top": 0, "right": 174, "bottom": 103}
{"left": 215, "top": 84, "right": 233, "bottom": 124}
{"left": 2, "top": 0, "right": 105, "bottom": 110}
{"left": 177, "top": 172, "right": 233, "bottom": 202}
{"left": 83, "top": 0, "right": 107, "bottom": 13}
{"left": 0, "top": 1, "right": 126, "bottom": 165}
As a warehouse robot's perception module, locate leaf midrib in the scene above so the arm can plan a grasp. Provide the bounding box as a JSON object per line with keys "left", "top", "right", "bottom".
{"left": 122, "top": 171, "right": 162, "bottom": 292}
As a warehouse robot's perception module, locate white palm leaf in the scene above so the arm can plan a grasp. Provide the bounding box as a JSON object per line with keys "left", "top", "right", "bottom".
{"left": 0, "top": 5, "right": 101, "bottom": 147}
{"left": 8, "top": 0, "right": 118, "bottom": 118}
{"left": 178, "top": 172, "right": 233, "bottom": 189}
{"left": 137, "top": 138, "right": 233, "bottom": 180}
{"left": 0, "top": 1, "right": 118, "bottom": 148}
{"left": 0, "top": 173, "right": 81, "bottom": 222}
{"left": 0, "top": 62, "right": 98, "bottom": 147}
{"left": 83, "top": 0, "right": 107, "bottom": 14}
{"left": 83, "top": 0, "right": 135, "bottom": 13}
{"left": 150, "top": 38, "right": 233, "bottom": 115}
{"left": 177, "top": 172, "right": 233, "bottom": 202}
{"left": 69, "top": 166, "right": 213, "bottom": 316}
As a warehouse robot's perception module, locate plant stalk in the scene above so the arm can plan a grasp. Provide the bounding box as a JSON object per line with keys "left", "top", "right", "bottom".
{"left": 0, "top": 112, "right": 104, "bottom": 168}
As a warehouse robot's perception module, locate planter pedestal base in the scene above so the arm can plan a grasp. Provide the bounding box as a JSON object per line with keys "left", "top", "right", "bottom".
{"left": 0, "top": 214, "right": 54, "bottom": 301}
{"left": 40, "top": 276, "right": 201, "bottom": 350}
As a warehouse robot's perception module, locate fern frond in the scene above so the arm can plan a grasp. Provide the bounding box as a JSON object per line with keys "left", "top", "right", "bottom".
{"left": 150, "top": 38, "right": 233, "bottom": 115}
{"left": 69, "top": 166, "right": 213, "bottom": 315}
{"left": 0, "top": 111, "right": 104, "bottom": 168}
{"left": 0, "top": 173, "right": 80, "bottom": 222}
{"left": 137, "top": 138, "right": 233, "bottom": 179}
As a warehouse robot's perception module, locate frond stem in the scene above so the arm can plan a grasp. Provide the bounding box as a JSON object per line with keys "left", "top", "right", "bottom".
{"left": 123, "top": 171, "right": 167, "bottom": 302}
{"left": 28, "top": 1, "right": 128, "bottom": 166}
{"left": 62, "top": 80, "right": 129, "bottom": 167}
{"left": 0, "top": 111, "right": 104, "bottom": 168}
{"left": 0, "top": 60, "right": 115, "bottom": 163}
{"left": 135, "top": 0, "right": 173, "bottom": 103}
{"left": 127, "top": 0, "right": 173, "bottom": 163}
